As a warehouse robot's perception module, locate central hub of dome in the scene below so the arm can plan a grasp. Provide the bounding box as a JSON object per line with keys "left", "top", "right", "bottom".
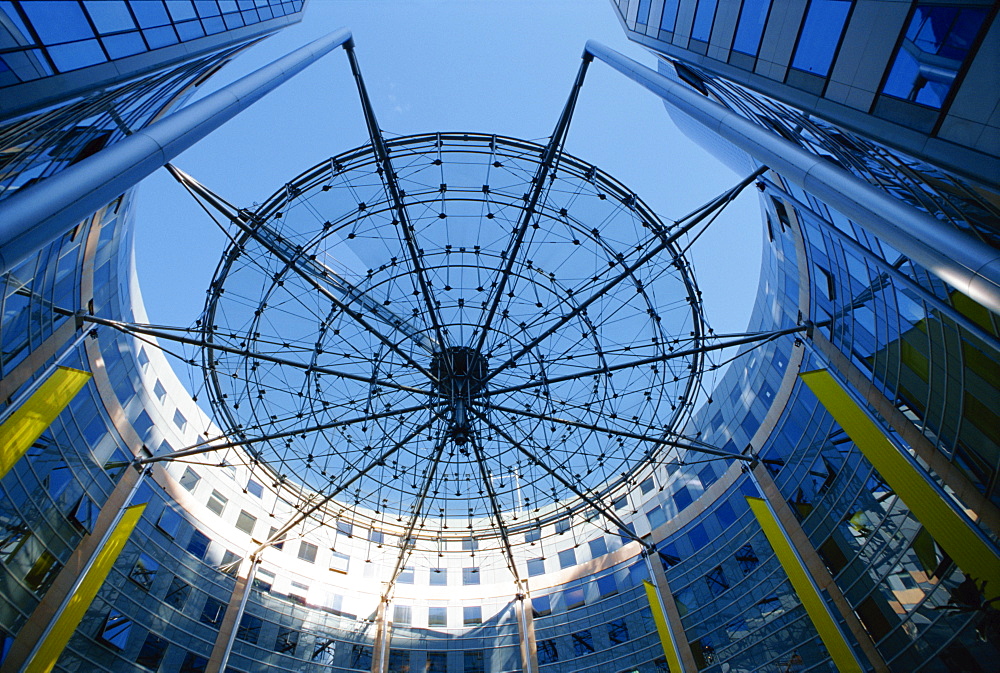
{"left": 430, "top": 346, "right": 489, "bottom": 398}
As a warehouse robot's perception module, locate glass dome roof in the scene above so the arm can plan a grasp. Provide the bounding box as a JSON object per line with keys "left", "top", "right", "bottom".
{"left": 197, "top": 132, "right": 707, "bottom": 565}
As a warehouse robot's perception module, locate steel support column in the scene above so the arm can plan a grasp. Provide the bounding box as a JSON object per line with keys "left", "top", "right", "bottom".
{"left": 584, "top": 41, "right": 1000, "bottom": 314}
{"left": 206, "top": 558, "right": 259, "bottom": 673}
{"left": 0, "top": 28, "right": 353, "bottom": 276}
{"left": 747, "top": 464, "right": 888, "bottom": 672}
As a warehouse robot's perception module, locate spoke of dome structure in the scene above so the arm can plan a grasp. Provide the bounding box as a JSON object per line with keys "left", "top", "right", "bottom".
{"left": 484, "top": 166, "right": 767, "bottom": 385}
{"left": 474, "top": 55, "right": 591, "bottom": 354}
{"left": 472, "top": 408, "right": 651, "bottom": 550}
{"left": 251, "top": 414, "right": 442, "bottom": 561}
{"left": 78, "top": 314, "right": 433, "bottom": 398}
{"left": 484, "top": 322, "right": 814, "bottom": 398}
{"left": 467, "top": 430, "right": 523, "bottom": 584}
{"left": 167, "top": 164, "right": 438, "bottom": 375}
{"left": 344, "top": 44, "right": 449, "bottom": 349}
{"left": 384, "top": 435, "right": 450, "bottom": 600}
{"left": 137, "top": 401, "right": 442, "bottom": 465}
{"left": 480, "top": 402, "right": 751, "bottom": 462}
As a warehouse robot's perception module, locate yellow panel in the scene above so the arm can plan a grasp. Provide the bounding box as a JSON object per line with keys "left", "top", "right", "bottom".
{"left": 801, "top": 369, "right": 1000, "bottom": 596}
{"left": 746, "top": 497, "right": 862, "bottom": 671}
{"left": 0, "top": 366, "right": 92, "bottom": 478}
{"left": 642, "top": 579, "right": 684, "bottom": 673}
{"left": 25, "top": 503, "right": 146, "bottom": 673}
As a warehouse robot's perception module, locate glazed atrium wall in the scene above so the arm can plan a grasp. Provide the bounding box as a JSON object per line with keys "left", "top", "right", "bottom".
{"left": 0, "top": 3, "right": 997, "bottom": 673}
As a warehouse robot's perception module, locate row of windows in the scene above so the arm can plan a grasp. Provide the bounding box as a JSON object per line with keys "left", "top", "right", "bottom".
{"left": 0, "top": 0, "right": 304, "bottom": 81}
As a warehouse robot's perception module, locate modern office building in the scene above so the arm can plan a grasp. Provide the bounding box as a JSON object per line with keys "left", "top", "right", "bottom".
{"left": 0, "top": 2, "right": 998, "bottom": 673}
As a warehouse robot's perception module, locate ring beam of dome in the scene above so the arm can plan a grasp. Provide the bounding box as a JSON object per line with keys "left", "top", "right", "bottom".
{"left": 201, "top": 132, "right": 706, "bottom": 540}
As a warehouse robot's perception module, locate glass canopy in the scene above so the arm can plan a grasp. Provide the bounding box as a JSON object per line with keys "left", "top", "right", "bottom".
{"left": 192, "top": 132, "right": 708, "bottom": 573}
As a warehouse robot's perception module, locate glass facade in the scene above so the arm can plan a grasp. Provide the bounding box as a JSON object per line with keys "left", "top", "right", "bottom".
{"left": 0, "top": 2, "right": 997, "bottom": 673}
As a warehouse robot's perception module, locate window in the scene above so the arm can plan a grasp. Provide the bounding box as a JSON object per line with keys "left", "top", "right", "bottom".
{"left": 220, "top": 550, "right": 240, "bottom": 576}
{"left": 564, "top": 586, "right": 585, "bottom": 610}
{"left": 206, "top": 490, "right": 227, "bottom": 516}
{"left": 692, "top": 0, "right": 718, "bottom": 41}
{"left": 558, "top": 548, "right": 576, "bottom": 569}
{"left": 463, "top": 605, "right": 482, "bottom": 626}
{"left": 647, "top": 505, "right": 666, "bottom": 529}
{"left": 393, "top": 604, "right": 412, "bottom": 626}
{"left": 463, "top": 567, "right": 480, "bottom": 585}
{"left": 532, "top": 594, "right": 551, "bottom": 618}
{"left": 156, "top": 508, "right": 182, "bottom": 537}
{"left": 268, "top": 527, "right": 285, "bottom": 550}
{"left": 526, "top": 557, "right": 545, "bottom": 577}
{"left": 70, "top": 495, "right": 99, "bottom": 532}
{"left": 881, "top": 5, "right": 988, "bottom": 109}
{"left": 791, "top": 0, "right": 852, "bottom": 76}
{"left": 235, "top": 510, "right": 257, "bottom": 535}
{"left": 165, "top": 577, "right": 191, "bottom": 610}
{"left": 705, "top": 566, "right": 730, "bottom": 596}
{"left": 464, "top": 651, "right": 485, "bottom": 673}
{"left": 200, "top": 596, "right": 226, "bottom": 627}
{"left": 428, "top": 606, "right": 448, "bottom": 627}
{"left": 524, "top": 527, "right": 540, "bottom": 543}
{"left": 186, "top": 530, "right": 210, "bottom": 560}
{"left": 636, "top": 0, "right": 651, "bottom": 26}
{"left": 660, "top": 0, "right": 680, "bottom": 32}
{"left": 253, "top": 569, "right": 275, "bottom": 593}
{"left": 313, "top": 638, "right": 337, "bottom": 664}
{"left": 389, "top": 650, "right": 410, "bottom": 671}
{"left": 297, "top": 541, "right": 317, "bottom": 563}
{"left": 462, "top": 537, "right": 478, "bottom": 551}
{"left": 24, "top": 551, "right": 59, "bottom": 593}
{"left": 554, "top": 518, "right": 570, "bottom": 535}
{"left": 597, "top": 574, "right": 618, "bottom": 598}
{"left": 153, "top": 380, "right": 167, "bottom": 402}
{"left": 537, "top": 639, "right": 559, "bottom": 664}
{"left": 589, "top": 537, "right": 608, "bottom": 559}
{"left": 330, "top": 551, "right": 350, "bottom": 574}
{"left": 735, "top": 544, "right": 760, "bottom": 574}
{"left": 427, "top": 652, "right": 446, "bottom": 673}
{"left": 236, "top": 614, "right": 262, "bottom": 644}
{"left": 179, "top": 652, "right": 208, "bottom": 673}
{"left": 179, "top": 467, "right": 200, "bottom": 492}
{"left": 246, "top": 479, "right": 264, "bottom": 498}
{"left": 289, "top": 581, "right": 308, "bottom": 604}
{"left": 673, "top": 487, "right": 693, "bottom": 512}
{"left": 97, "top": 609, "right": 132, "bottom": 649}
{"left": 396, "top": 566, "right": 414, "bottom": 583}
{"left": 336, "top": 520, "right": 353, "bottom": 537}
{"left": 608, "top": 618, "right": 630, "bottom": 645}
{"left": 639, "top": 477, "right": 655, "bottom": 494}
{"left": 129, "top": 553, "right": 159, "bottom": 590}
{"left": 613, "top": 495, "right": 628, "bottom": 511}
{"left": 369, "top": 529, "right": 385, "bottom": 544}
{"left": 572, "top": 629, "right": 595, "bottom": 656}
{"left": 350, "top": 645, "right": 372, "bottom": 669}
{"left": 430, "top": 567, "right": 447, "bottom": 586}
{"left": 275, "top": 628, "right": 299, "bottom": 654}
{"left": 732, "top": 0, "right": 771, "bottom": 56}
{"left": 136, "top": 632, "right": 168, "bottom": 669}
{"left": 688, "top": 523, "right": 709, "bottom": 552}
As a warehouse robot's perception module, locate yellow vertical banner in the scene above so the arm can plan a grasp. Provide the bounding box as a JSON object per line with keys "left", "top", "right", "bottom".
{"left": 643, "top": 579, "right": 685, "bottom": 673}
{"left": 25, "top": 503, "right": 146, "bottom": 673}
{"left": 0, "top": 366, "right": 92, "bottom": 478}
{"left": 746, "top": 497, "right": 863, "bottom": 671}
{"left": 800, "top": 369, "right": 1000, "bottom": 596}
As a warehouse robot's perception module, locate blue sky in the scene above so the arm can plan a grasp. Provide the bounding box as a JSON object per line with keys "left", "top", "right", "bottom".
{"left": 134, "top": 0, "right": 762, "bottom": 341}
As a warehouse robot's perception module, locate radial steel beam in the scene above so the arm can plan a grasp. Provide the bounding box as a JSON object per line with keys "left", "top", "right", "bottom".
{"left": 383, "top": 434, "right": 450, "bottom": 600}
{"left": 475, "top": 53, "right": 593, "bottom": 353}
{"left": 250, "top": 415, "right": 439, "bottom": 561}
{"left": 473, "top": 409, "right": 651, "bottom": 550}
{"left": 167, "top": 165, "right": 437, "bottom": 376}
{"left": 480, "top": 402, "right": 751, "bottom": 462}
{"left": 484, "top": 166, "right": 765, "bottom": 383}
{"left": 344, "top": 43, "right": 448, "bottom": 349}
{"left": 0, "top": 29, "right": 353, "bottom": 277}
{"left": 139, "top": 402, "right": 441, "bottom": 465}
{"left": 468, "top": 431, "right": 523, "bottom": 584}
{"left": 77, "top": 313, "right": 433, "bottom": 398}
{"left": 585, "top": 41, "right": 1000, "bottom": 314}
{"left": 483, "top": 323, "right": 812, "bottom": 397}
